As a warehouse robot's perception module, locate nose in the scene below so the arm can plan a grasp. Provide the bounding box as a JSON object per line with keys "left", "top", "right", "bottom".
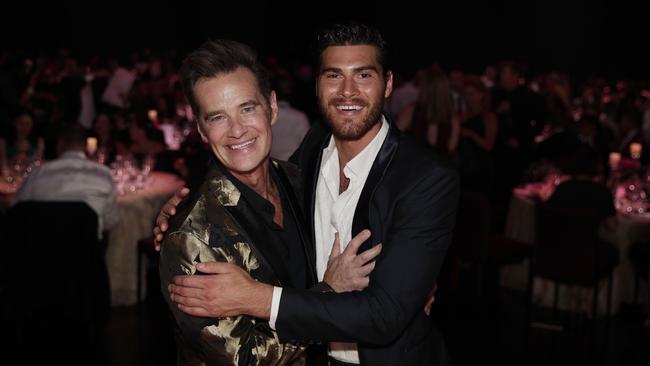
{"left": 338, "top": 77, "right": 360, "bottom": 99}
{"left": 228, "top": 117, "right": 248, "bottom": 139}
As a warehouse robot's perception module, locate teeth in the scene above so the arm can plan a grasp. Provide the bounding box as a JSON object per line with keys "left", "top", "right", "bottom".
{"left": 336, "top": 105, "right": 363, "bottom": 111}
{"left": 229, "top": 138, "right": 256, "bottom": 150}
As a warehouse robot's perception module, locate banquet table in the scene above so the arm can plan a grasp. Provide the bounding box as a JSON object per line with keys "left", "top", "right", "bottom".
{"left": 106, "top": 171, "right": 185, "bottom": 306}
{"left": 501, "top": 187, "right": 650, "bottom": 316}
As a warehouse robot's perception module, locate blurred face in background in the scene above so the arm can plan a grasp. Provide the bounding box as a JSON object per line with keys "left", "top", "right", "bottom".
{"left": 128, "top": 122, "right": 147, "bottom": 144}
{"left": 94, "top": 114, "right": 113, "bottom": 140}
{"left": 499, "top": 65, "right": 519, "bottom": 91}
{"left": 464, "top": 83, "right": 486, "bottom": 114}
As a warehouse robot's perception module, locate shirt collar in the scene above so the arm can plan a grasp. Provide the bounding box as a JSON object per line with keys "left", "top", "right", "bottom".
{"left": 345, "top": 116, "right": 389, "bottom": 179}
{"left": 220, "top": 158, "right": 277, "bottom": 214}
{"left": 320, "top": 116, "right": 388, "bottom": 195}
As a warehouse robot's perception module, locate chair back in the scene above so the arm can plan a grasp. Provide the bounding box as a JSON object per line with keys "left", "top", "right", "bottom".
{"left": 534, "top": 202, "right": 602, "bottom": 285}
{"left": 451, "top": 191, "right": 491, "bottom": 263}
{"left": 1, "top": 201, "right": 108, "bottom": 357}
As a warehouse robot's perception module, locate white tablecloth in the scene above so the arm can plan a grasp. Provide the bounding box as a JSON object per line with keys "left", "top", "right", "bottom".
{"left": 502, "top": 192, "right": 650, "bottom": 316}
{"left": 106, "top": 172, "right": 184, "bottom": 306}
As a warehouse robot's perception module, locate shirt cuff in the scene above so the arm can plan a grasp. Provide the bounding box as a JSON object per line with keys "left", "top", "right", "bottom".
{"left": 269, "top": 286, "right": 283, "bottom": 330}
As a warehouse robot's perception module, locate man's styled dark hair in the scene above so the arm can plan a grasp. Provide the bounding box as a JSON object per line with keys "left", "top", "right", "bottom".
{"left": 179, "top": 39, "right": 272, "bottom": 118}
{"left": 316, "top": 22, "right": 389, "bottom": 75}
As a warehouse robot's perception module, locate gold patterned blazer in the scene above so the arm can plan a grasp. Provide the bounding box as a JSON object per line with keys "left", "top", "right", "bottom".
{"left": 159, "top": 159, "right": 314, "bottom": 366}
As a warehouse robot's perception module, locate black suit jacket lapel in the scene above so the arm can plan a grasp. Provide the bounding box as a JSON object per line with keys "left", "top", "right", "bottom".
{"left": 299, "top": 123, "right": 331, "bottom": 270}
{"left": 352, "top": 119, "right": 400, "bottom": 253}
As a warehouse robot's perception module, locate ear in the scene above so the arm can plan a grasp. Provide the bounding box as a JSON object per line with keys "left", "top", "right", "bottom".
{"left": 196, "top": 119, "right": 208, "bottom": 143}
{"left": 269, "top": 91, "right": 279, "bottom": 127}
{"left": 384, "top": 70, "right": 394, "bottom": 99}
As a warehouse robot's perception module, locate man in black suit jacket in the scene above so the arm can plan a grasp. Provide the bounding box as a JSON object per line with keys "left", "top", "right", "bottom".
{"left": 163, "top": 23, "right": 459, "bottom": 365}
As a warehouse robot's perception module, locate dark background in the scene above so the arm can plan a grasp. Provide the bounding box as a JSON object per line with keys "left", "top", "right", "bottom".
{"left": 1, "top": 0, "right": 645, "bottom": 79}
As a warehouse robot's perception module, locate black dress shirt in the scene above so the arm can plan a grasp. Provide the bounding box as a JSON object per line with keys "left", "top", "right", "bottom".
{"left": 224, "top": 162, "right": 310, "bottom": 290}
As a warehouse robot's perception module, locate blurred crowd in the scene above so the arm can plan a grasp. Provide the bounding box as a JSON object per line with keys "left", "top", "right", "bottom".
{"left": 2, "top": 49, "right": 649, "bottom": 202}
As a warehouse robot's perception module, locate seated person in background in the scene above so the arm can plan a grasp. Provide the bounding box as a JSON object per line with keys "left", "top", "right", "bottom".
{"left": 114, "top": 129, "right": 134, "bottom": 160}
{"left": 13, "top": 125, "right": 118, "bottom": 239}
{"left": 128, "top": 119, "right": 166, "bottom": 157}
{"left": 548, "top": 147, "right": 617, "bottom": 229}
{"left": 0, "top": 110, "right": 45, "bottom": 171}
{"left": 546, "top": 147, "right": 618, "bottom": 268}
{"left": 91, "top": 112, "right": 117, "bottom": 160}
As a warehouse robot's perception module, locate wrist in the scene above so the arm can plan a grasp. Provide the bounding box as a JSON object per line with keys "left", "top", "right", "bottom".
{"left": 247, "top": 282, "right": 273, "bottom": 320}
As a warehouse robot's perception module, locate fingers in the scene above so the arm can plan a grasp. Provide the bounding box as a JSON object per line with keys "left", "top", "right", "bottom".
{"left": 424, "top": 282, "right": 437, "bottom": 316}
{"left": 169, "top": 187, "right": 189, "bottom": 208}
{"left": 177, "top": 304, "right": 210, "bottom": 317}
{"left": 343, "top": 229, "right": 371, "bottom": 255}
{"left": 424, "top": 295, "right": 435, "bottom": 316}
{"left": 328, "top": 232, "right": 341, "bottom": 261}
{"left": 424, "top": 302, "right": 432, "bottom": 316}
{"left": 355, "top": 277, "right": 370, "bottom": 290}
{"left": 172, "top": 275, "right": 207, "bottom": 289}
{"left": 161, "top": 204, "right": 176, "bottom": 219}
{"left": 358, "top": 260, "right": 376, "bottom": 277}
{"left": 155, "top": 211, "right": 169, "bottom": 234}
{"left": 175, "top": 187, "right": 190, "bottom": 202}
{"left": 154, "top": 187, "right": 189, "bottom": 238}
{"left": 153, "top": 227, "right": 163, "bottom": 251}
{"left": 168, "top": 283, "right": 206, "bottom": 300}
{"left": 355, "top": 243, "right": 382, "bottom": 266}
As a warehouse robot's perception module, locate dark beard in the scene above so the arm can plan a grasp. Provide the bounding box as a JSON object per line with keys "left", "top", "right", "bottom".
{"left": 320, "top": 98, "right": 384, "bottom": 141}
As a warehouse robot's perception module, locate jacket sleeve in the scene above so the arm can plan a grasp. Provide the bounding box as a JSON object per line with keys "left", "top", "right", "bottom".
{"left": 159, "top": 230, "right": 305, "bottom": 365}
{"left": 275, "top": 168, "right": 459, "bottom": 345}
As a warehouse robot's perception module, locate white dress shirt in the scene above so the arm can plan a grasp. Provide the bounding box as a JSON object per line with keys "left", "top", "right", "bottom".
{"left": 14, "top": 151, "right": 118, "bottom": 239}
{"left": 271, "top": 118, "right": 389, "bottom": 364}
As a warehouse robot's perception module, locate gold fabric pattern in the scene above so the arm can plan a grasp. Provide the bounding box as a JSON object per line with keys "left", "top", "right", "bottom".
{"left": 213, "top": 177, "right": 240, "bottom": 207}
{"left": 159, "top": 163, "right": 306, "bottom": 366}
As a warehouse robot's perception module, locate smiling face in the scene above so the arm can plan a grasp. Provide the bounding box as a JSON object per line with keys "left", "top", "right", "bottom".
{"left": 317, "top": 45, "right": 392, "bottom": 141}
{"left": 194, "top": 67, "right": 278, "bottom": 179}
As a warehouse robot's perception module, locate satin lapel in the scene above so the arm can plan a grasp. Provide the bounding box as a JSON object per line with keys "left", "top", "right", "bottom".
{"left": 352, "top": 120, "right": 400, "bottom": 252}
{"left": 273, "top": 161, "right": 318, "bottom": 286}
{"left": 204, "top": 163, "right": 291, "bottom": 286}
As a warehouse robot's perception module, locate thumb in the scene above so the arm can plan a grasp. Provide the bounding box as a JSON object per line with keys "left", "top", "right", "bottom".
{"left": 196, "top": 261, "right": 233, "bottom": 274}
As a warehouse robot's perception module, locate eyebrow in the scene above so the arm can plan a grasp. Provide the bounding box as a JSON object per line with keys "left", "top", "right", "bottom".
{"left": 321, "top": 65, "right": 380, "bottom": 75}
{"left": 202, "top": 100, "right": 261, "bottom": 119}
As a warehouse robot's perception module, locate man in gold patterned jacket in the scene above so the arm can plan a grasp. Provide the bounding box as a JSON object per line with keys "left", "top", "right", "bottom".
{"left": 159, "top": 39, "right": 380, "bottom": 366}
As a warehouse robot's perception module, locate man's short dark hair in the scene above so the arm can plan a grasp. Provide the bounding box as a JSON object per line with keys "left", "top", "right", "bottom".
{"left": 316, "top": 22, "right": 389, "bottom": 75}
{"left": 58, "top": 125, "right": 87, "bottom": 151}
{"left": 179, "top": 40, "right": 271, "bottom": 118}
